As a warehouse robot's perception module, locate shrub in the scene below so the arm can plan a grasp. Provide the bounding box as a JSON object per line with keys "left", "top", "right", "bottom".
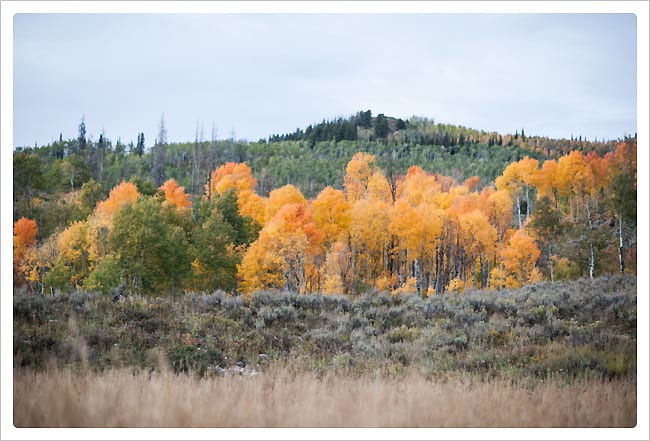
{"left": 167, "top": 344, "right": 225, "bottom": 376}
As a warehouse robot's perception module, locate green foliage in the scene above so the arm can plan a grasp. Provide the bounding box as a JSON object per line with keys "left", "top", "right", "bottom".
{"left": 167, "top": 344, "right": 225, "bottom": 376}
{"left": 76, "top": 179, "right": 105, "bottom": 220}
{"left": 128, "top": 176, "right": 158, "bottom": 196}
{"left": 609, "top": 172, "right": 636, "bottom": 222}
{"left": 374, "top": 113, "right": 390, "bottom": 139}
{"left": 13, "top": 113, "right": 635, "bottom": 295}
{"left": 42, "top": 262, "right": 72, "bottom": 292}
{"left": 83, "top": 255, "right": 120, "bottom": 293}
{"left": 109, "top": 197, "right": 192, "bottom": 294}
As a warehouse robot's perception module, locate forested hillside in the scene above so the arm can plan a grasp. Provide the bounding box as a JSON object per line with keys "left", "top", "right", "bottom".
{"left": 13, "top": 111, "right": 636, "bottom": 296}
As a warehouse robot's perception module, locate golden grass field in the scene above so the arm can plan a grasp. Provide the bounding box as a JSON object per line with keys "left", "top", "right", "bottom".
{"left": 13, "top": 367, "right": 636, "bottom": 428}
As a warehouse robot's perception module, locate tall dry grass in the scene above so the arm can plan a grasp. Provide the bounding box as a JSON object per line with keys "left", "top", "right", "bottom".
{"left": 13, "top": 368, "right": 636, "bottom": 428}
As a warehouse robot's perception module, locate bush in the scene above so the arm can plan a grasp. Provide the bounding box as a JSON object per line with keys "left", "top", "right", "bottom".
{"left": 167, "top": 344, "right": 225, "bottom": 376}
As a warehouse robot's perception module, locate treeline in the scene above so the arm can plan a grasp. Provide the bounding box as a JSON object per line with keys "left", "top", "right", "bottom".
{"left": 13, "top": 112, "right": 625, "bottom": 243}
{"left": 13, "top": 136, "right": 636, "bottom": 297}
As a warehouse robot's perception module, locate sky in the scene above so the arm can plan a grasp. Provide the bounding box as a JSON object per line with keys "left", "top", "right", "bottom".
{"left": 11, "top": 11, "right": 638, "bottom": 148}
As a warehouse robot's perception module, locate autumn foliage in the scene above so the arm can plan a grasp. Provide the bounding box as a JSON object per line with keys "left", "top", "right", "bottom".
{"left": 14, "top": 137, "right": 636, "bottom": 296}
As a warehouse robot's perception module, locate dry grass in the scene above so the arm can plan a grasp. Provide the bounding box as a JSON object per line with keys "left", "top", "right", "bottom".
{"left": 13, "top": 368, "right": 636, "bottom": 428}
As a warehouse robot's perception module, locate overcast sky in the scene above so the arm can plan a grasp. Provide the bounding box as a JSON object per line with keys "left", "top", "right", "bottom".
{"left": 12, "top": 12, "right": 637, "bottom": 147}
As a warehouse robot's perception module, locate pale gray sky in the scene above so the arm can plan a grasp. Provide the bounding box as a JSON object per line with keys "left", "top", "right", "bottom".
{"left": 13, "top": 12, "right": 637, "bottom": 147}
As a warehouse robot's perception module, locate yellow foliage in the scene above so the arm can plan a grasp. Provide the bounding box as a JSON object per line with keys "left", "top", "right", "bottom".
{"left": 344, "top": 152, "right": 375, "bottom": 202}
{"left": 446, "top": 278, "right": 465, "bottom": 294}
{"left": 321, "top": 240, "right": 351, "bottom": 295}
{"left": 367, "top": 171, "right": 392, "bottom": 203}
{"left": 264, "top": 184, "right": 306, "bottom": 224}
{"left": 238, "top": 203, "right": 320, "bottom": 294}
{"left": 500, "top": 229, "right": 541, "bottom": 287}
{"left": 392, "top": 277, "right": 417, "bottom": 295}
{"left": 311, "top": 186, "right": 351, "bottom": 245}
{"left": 374, "top": 274, "right": 396, "bottom": 292}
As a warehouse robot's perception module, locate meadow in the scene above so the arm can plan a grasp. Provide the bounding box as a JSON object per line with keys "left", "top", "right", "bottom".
{"left": 13, "top": 275, "right": 637, "bottom": 427}
{"left": 14, "top": 368, "right": 635, "bottom": 427}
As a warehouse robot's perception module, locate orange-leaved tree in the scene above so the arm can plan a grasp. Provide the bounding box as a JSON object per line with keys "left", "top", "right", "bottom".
{"left": 159, "top": 178, "right": 191, "bottom": 209}
{"left": 205, "top": 162, "right": 266, "bottom": 225}
{"left": 13, "top": 217, "right": 38, "bottom": 285}
{"left": 94, "top": 181, "right": 139, "bottom": 227}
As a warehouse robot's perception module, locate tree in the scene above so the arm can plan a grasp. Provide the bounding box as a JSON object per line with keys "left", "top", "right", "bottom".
{"left": 159, "top": 179, "right": 191, "bottom": 209}
{"left": 608, "top": 155, "right": 636, "bottom": 274}
{"left": 108, "top": 197, "right": 192, "bottom": 294}
{"left": 13, "top": 152, "right": 45, "bottom": 219}
{"left": 77, "top": 117, "right": 87, "bottom": 154}
{"left": 151, "top": 115, "right": 168, "bottom": 186}
{"left": 357, "top": 110, "right": 372, "bottom": 128}
{"left": 310, "top": 186, "right": 351, "bottom": 246}
{"left": 55, "top": 221, "right": 91, "bottom": 287}
{"left": 13, "top": 218, "right": 38, "bottom": 285}
{"left": 134, "top": 132, "right": 145, "bottom": 157}
{"left": 213, "top": 190, "right": 259, "bottom": 246}
{"left": 343, "top": 152, "right": 376, "bottom": 202}
{"left": 94, "top": 181, "right": 140, "bottom": 227}
{"left": 532, "top": 160, "right": 560, "bottom": 208}
{"left": 529, "top": 195, "right": 565, "bottom": 281}
{"left": 498, "top": 229, "right": 541, "bottom": 288}
{"left": 457, "top": 209, "right": 497, "bottom": 288}
{"left": 495, "top": 157, "right": 538, "bottom": 228}
{"left": 238, "top": 203, "right": 321, "bottom": 294}
{"left": 83, "top": 255, "right": 120, "bottom": 293}
{"left": 205, "top": 162, "right": 267, "bottom": 225}
{"left": 374, "top": 113, "right": 390, "bottom": 139}
{"left": 191, "top": 208, "right": 239, "bottom": 293}
{"left": 367, "top": 170, "right": 393, "bottom": 203}
{"left": 71, "top": 179, "right": 105, "bottom": 221}
{"left": 190, "top": 190, "right": 258, "bottom": 292}
{"left": 264, "top": 184, "right": 306, "bottom": 224}
{"left": 556, "top": 151, "right": 594, "bottom": 220}
{"left": 349, "top": 198, "right": 391, "bottom": 290}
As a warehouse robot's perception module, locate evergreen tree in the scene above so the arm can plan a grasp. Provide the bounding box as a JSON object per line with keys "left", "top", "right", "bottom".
{"left": 134, "top": 132, "right": 145, "bottom": 157}
{"left": 374, "top": 113, "right": 390, "bottom": 139}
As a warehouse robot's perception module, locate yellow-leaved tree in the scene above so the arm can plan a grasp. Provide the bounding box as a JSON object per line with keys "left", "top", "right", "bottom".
{"left": 238, "top": 203, "right": 321, "bottom": 295}
{"left": 494, "top": 229, "right": 541, "bottom": 288}
{"left": 310, "top": 186, "right": 351, "bottom": 246}
{"left": 344, "top": 152, "right": 376, "bottom": 202}
{"left": 264, "top": 184, "right": 306, "bottom": 224}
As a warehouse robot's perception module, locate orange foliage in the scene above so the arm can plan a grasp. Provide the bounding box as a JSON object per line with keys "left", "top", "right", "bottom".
{"left": 94, "top": 181, "right": 139, "bottom": 225}
{"left": 264, "top": 184, "right": 306, "bottom": 224}
{"left": 13, "top": 217, "right": 38, "bottom": 284}
{"left": 205, "top": 162, "right": 266, "bottom": 225}
{"left": 159, "top": 179, "right": 191, "bottom": 209}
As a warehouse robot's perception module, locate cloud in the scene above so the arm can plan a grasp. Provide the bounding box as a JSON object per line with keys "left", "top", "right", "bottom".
{"left": 12, "top": 13, "right": 637, "bottom": 146}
